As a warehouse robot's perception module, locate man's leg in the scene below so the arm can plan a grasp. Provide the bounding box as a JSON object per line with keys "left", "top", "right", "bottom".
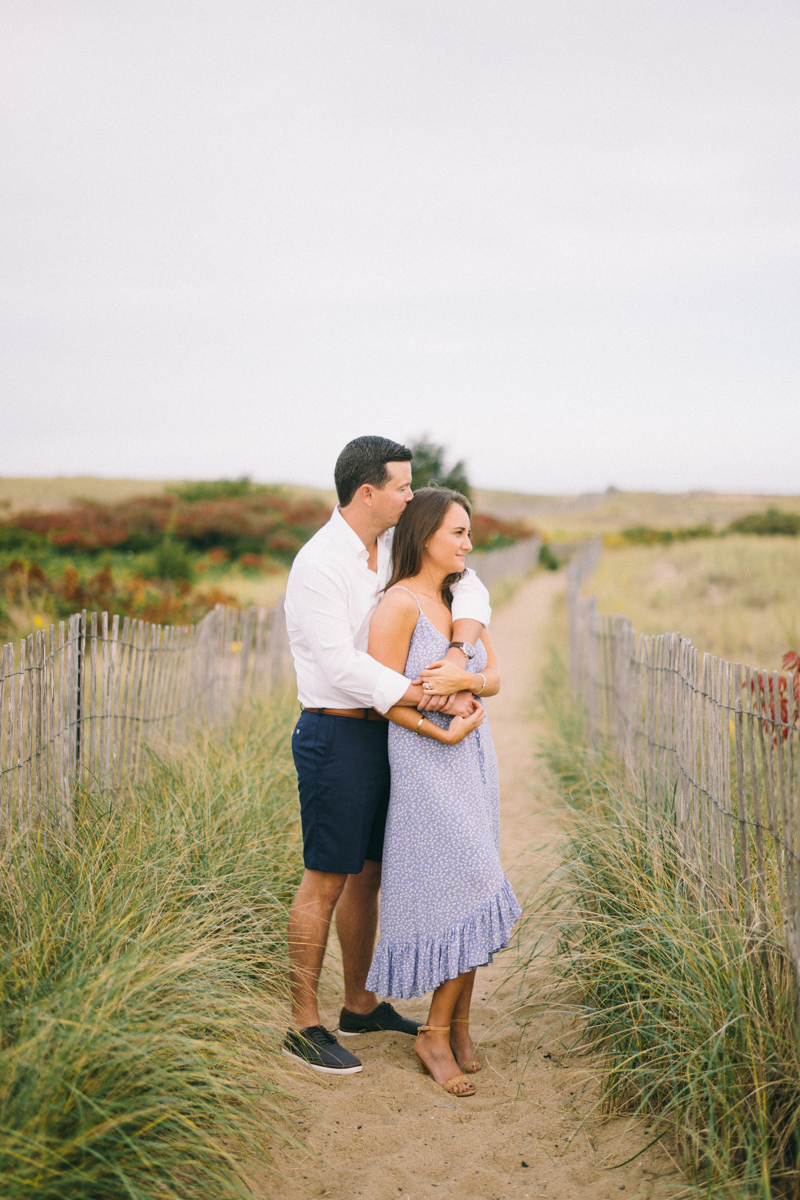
{"left": 335, "top": 858, "right": 382, "bottom": 1014}
{"left": 288, "top": 867, "right": 347, "bottom": 1029}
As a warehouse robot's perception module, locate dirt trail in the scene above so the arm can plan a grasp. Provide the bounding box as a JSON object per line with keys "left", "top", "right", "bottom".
{"left": 256, "top": 573, "right": 680, "bottom": 1200}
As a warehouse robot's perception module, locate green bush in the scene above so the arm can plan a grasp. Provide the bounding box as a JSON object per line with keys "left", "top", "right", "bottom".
{"left": 0, "top": 525, "right": 46, "bottom": 552}
{"left": 538, "top": 542, "right": 560, "bottom": 571}
{"left": 619, "top": 523, "right": 715, "bottom": 546}
{"left": 0, "top": 694, "right": 304, "bottom": 1199}
{"left": 168, "top": 477, "right": 265, "bottom": 503}
{"left": 727, "top": 509, "right": 800, "bottom": 537}
{"left": 149, "top": 535, "right": 196, "bottom": 583}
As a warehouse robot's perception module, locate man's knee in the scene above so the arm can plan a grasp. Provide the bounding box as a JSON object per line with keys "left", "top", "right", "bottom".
{"left": 348, "top": 858, "right": 382, "bottom": 895}
{"left": 296, "top": 868, "right": 347, "bottom": 910}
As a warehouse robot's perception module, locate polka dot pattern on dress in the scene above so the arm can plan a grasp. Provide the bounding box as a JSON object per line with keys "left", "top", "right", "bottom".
{"left": 366, "top": 593, "right": 521, "bottom": 999}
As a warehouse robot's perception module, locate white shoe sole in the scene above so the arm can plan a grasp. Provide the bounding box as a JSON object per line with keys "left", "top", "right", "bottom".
{"left": 335, "top": 1027, "right": 362, "bottom": 1037}
{"left": 281, "top": 1046, "right": 363, "bottom": 1074}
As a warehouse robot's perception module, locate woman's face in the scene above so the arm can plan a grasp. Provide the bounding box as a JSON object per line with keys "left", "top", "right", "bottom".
{"left": 423, "top": 502, "right": 473, "bottom": 579}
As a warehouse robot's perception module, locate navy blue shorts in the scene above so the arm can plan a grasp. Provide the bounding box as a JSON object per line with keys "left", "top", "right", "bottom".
{"left": 291, "top": 710, "right": 391, "bottom": 874}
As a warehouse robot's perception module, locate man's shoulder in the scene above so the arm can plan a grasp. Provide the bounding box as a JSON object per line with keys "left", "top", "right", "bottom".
{"left": 287, "top": 521, "right": 345, "bottom": 587}
{"left": 291, "top": 521, "right": 332, "bottom": 566}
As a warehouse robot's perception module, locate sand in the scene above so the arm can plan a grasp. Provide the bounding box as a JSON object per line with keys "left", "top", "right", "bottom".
{"left": 253, "top": 572, "right": 682, "bottom": 1200}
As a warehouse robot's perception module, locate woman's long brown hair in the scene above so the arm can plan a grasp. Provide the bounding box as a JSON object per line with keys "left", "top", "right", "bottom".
{"left": 386, "top": 487, "right": 472, "bottom": 609}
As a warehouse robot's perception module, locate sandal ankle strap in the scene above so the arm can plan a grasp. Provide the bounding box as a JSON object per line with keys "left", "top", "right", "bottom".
{"left": 416, "top": 1024, "right": 451, "bottom": 1033}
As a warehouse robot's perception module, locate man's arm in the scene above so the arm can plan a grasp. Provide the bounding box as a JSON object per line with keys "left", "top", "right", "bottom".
{"left": 418, "top": 566, "right": 491, "bottom": 711}
{"left": 287, "top": 562, "right": 412, "bottom": 714}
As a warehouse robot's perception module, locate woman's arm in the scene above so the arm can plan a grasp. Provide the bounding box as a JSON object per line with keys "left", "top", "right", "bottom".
{"left": 418, "top": 629, "right": 501, "bottom": 698}
{"left": 384, "top": 701, "right": 485, "bottom": 745}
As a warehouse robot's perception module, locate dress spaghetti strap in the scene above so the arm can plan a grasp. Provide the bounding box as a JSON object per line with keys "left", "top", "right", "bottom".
{"left": 387, "top": 585, "right": 424, "bottom": 614}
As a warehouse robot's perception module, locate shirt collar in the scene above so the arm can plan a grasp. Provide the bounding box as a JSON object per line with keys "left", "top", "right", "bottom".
{"left": 329, "top": 506, "right": 370, "bottom": 561}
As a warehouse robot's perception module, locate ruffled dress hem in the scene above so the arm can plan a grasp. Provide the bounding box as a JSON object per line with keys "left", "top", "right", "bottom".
{"left": 366, "top": 877, "right": 522, "bottom": 1000}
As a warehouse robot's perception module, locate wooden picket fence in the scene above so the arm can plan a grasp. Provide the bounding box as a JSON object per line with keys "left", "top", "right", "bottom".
{"left": 567, "top": 540, "right": 800, "bottom": 998}
{"left": 0, "top": 601, "right": 291, "bottom": 840}
{"left": 0, "top": 528, "right": 544, "bottom": 842}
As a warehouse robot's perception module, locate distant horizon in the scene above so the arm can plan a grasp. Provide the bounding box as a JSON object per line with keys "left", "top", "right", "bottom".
{"left": 2, "top": 474, "right": 800, "bottom": 502}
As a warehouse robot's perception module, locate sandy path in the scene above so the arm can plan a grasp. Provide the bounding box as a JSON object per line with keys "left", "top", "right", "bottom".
{"left": 255, "top": 573, "right": 680, "bottom": 1200}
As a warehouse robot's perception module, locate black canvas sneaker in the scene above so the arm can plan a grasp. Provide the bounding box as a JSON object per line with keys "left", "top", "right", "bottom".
{"left": 337, "top": 1001, "right": 421, "bottom": 1037}
{"left": 281, "top": 1025, "right": 363, "bottom": 1074}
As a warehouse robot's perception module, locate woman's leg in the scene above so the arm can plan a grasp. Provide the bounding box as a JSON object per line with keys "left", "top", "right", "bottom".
{"left": 449, "top": 969, "right": 479, "bottom": 1068}
{"left": 415, "top": 972, "right": 474, "bottom": 1095}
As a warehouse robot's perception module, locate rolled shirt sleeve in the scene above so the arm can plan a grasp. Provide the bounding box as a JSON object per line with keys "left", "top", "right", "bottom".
{"left": 450, "top": 567, "right": 492, "bottom": 628}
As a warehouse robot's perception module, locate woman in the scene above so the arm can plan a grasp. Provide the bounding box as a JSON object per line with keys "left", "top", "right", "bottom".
{"left": 366, "top": 488, "right": 521, "bottom": 1098}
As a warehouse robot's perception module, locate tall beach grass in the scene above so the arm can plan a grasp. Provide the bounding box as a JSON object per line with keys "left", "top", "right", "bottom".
{"left": 529, "top": 632, "right": 800, "bottom": 1198}
{"left": 0, "top": 693, "right": 303, "bottom": 1199}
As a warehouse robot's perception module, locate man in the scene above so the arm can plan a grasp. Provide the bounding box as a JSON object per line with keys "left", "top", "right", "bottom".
{"left": 282, "top": 435, "right": 491, "bottom": 1075}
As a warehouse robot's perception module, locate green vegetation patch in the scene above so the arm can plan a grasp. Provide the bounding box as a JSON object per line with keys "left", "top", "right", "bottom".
{"left": 533, "top": 647, "right": 800, "bottom": 1198}
{"left": 728, "top": 509, "right": 800, "bottom": 537}
{"left": 0, "top": 694, "right": 304, "bottom": 1199}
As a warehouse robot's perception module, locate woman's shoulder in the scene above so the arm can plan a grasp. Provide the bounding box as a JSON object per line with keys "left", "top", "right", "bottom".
{"left": 377, "top": 583, "right": 421, "bottom": 616}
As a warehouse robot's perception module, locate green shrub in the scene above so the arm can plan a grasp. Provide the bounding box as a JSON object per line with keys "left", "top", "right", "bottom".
{"left": 0, "top": 694, "right": 303, "bottom": 1199}
{"left": 538, "top": 542, "right": 560, "bottom": 571}
{"left": 727, "top": 509, "right": 800, "bottom": 537}
{"left": 619, "top": 523, "right": 716, "bottom": 546}
{"left": 149, "top": 535, "right": 196, "bottom": 583}
{"left": 168, "top": 477, "right": 265, "bottom": 502}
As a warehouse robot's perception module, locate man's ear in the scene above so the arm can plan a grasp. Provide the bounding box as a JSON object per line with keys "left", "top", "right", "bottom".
{"left": 359, "top": 483, "right": 374, "bottom": 507}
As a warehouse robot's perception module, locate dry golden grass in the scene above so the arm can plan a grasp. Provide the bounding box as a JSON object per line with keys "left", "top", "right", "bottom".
{"left": 0, "top": 477, "right": 173, "bottom": 512}
{"left": 0, "top": 477, "right": 336, "bottom": 513}
{"left": 586, "top": 534, "right": 800, "bottom": 671}
{"left": 475, "top": 487, "right": 800, "bottom": 540}
{"left": 220, "top": 568, "right": 290, "bottom": 610}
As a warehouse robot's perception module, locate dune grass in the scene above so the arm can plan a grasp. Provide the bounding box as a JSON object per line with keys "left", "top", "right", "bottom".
{"left": 0, "top": 692, "right": 303, "bottom": 1199}
{"left": 531, "top": 639, "right": 800, "bottom": 1198}
{"left": 586, "top": 535, "right": 800, "bottom": 671}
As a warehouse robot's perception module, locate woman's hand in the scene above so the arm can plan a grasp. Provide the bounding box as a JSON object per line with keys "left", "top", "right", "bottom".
{"left": 444, "top": 701, "right": 485, "bottom": 745}
{"left": 419, "top": 659, "right": 472, "bottom": 697}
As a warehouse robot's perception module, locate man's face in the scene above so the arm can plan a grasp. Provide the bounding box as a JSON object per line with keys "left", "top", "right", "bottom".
{"left": 370, "top": 460, "right": 413, "bottom": 530}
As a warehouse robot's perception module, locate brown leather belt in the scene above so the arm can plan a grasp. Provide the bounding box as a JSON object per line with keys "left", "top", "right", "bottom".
{"left": 302, "top": 706, "right": 388, "bottom": 722}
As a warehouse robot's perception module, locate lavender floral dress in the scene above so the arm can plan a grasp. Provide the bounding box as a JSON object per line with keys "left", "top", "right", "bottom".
{"left": 366, "top": 590, "right": 521, "bottom": 999}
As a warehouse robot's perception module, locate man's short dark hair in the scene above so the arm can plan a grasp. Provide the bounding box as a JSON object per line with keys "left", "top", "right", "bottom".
{"left": 334, "top": 436, "right": 413, "bottom": 507}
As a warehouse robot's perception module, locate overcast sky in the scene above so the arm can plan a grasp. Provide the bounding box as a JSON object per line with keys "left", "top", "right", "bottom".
{"left": 1, "top": 1, "right": 798, "bottom": 494}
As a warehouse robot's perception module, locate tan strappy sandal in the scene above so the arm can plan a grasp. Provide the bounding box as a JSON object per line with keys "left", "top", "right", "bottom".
{"left": 451, "top": 1017, "right": 482, "bottom": 1074}
{"left": 415, "top": 1025, "right": 476, "bottom": 1097}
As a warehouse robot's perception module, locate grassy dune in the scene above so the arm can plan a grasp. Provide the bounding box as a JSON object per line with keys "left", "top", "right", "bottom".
{"left": 0, "top": 477, "right": 336, "bottom": 514}
{"left": 585, "top": 535, "right": 800, "bottom": 671}
{"left": 474, "top": 488, "right": 800, "bottom": 539}
{"left": 0, "top": 693, "right": 303, "bottom": 1199}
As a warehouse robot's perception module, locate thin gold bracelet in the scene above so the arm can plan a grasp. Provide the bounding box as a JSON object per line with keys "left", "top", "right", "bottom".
{"left": 415, "top": 716, "right": 425, "bottom": 735}
{"left": 475, "top": 673, "right": 487, "bottom": 696}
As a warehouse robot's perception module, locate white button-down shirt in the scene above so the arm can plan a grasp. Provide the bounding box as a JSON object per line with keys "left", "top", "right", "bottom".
{"left": 285, "top": 507, "right": 492, "bottom": 715}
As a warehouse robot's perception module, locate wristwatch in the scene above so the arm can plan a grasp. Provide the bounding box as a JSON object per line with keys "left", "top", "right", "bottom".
{"left": 449, "top": 641, "right": 476, "bottom": 659}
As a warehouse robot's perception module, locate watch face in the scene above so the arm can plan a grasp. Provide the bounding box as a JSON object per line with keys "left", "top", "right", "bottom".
{"left": 461, "top": 641, "right": 476, "bottom": 659}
